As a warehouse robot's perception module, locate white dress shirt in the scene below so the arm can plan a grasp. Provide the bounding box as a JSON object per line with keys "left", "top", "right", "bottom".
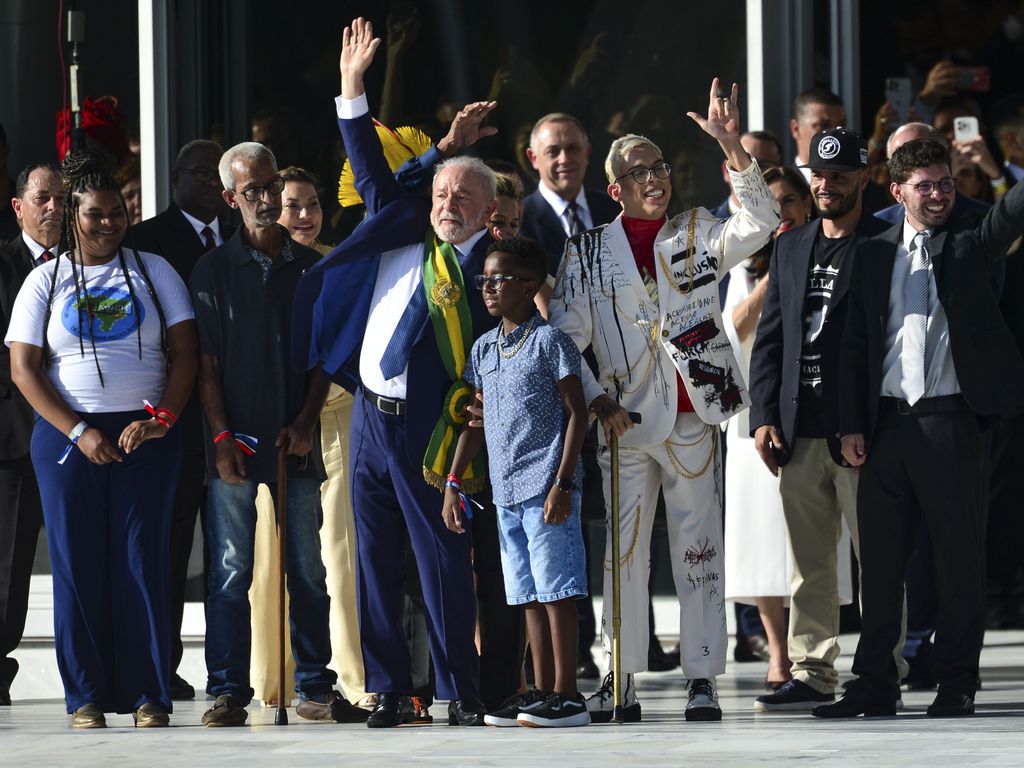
{"left": 21, "top": 232, "right": 53, "bottom": 266}
{"left": 179, "top": 208, "right": 223, "bottom": 248}
{"left": 880, "top": 220, "right": 960, "bottom": 399}
{"left": 536, "top": 183, "right": 593, "bottom": 237}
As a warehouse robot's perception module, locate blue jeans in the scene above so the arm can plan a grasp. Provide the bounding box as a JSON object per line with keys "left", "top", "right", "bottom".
{"left": 205, "top": 477, "right": 336, "bottom": 704}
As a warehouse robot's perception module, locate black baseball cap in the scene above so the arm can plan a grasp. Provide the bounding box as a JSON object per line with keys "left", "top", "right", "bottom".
{"left": 802, "top": 127, "right": 868, "bottom": 172}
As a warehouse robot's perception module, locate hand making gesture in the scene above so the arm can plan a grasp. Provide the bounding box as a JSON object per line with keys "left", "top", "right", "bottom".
{"left": 687, "top": 78, "right": 751, "bottom": 172}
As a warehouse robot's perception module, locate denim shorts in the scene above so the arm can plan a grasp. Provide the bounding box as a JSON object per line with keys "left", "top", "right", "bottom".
{"left": 496, "top": 489, "right": 588, "bottom": 605}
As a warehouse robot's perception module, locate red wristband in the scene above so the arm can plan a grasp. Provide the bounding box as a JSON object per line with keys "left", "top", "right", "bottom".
{"left": 213, "top": 430, "right": 232, "bottom": 444}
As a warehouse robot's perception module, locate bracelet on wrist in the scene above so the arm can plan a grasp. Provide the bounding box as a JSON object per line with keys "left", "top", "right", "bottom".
{"left": 446, "top": 473, "right": 462, "bottom": 487}
{"left": 68, "top": 421, "right": 88, "bottom": 444}
{"left": 213, "top": 430, "right": 232, "bottom": 444}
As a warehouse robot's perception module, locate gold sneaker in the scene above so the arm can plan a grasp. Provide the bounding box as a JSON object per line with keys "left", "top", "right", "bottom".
{"left": 133, "top": 702, "right": 170, "bottom": 727}
{"left": 72, "top": 703, "right": 106, "bottom": 729}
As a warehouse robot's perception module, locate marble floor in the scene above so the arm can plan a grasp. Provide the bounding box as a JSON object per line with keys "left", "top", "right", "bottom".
{"left": 4, "top": 625, "right": 1024, "bottom": 768}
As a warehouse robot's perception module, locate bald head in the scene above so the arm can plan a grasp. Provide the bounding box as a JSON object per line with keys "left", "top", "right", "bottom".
{"left": 887, "top": 122, "right": 945, "bottom": 159}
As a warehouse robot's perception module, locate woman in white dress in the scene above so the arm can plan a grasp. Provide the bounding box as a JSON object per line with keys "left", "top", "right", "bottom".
{"left": 723, "top": 167, "right": 853, "bottom": 690}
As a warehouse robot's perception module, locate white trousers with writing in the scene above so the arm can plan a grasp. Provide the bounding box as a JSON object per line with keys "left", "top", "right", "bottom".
{"left": 598, "top": 411, "right": 726, "bottom": 680}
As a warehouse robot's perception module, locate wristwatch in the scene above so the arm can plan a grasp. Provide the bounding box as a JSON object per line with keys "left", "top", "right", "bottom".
{"left": 556, "top": 476, "right": 575, "bottom": 493}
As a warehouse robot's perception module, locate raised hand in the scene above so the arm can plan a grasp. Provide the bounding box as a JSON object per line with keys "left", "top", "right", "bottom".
{"left": 687, "top": 78, "right": 750, "bottom": 171}
{"left": 437, "top": 101, "right": 499, "bottom": 156}
{"left": 340, "top": 17, "right": 382, "bottom": 98}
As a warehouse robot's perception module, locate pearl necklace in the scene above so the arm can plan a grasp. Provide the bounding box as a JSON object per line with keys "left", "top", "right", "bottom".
{"left": 498, "top": 314, "right": 538, "bottom": 359}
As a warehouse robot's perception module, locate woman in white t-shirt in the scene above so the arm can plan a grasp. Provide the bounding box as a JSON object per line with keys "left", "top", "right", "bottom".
{"left": 6, "top": 151, "right": 197, "bottom": 729}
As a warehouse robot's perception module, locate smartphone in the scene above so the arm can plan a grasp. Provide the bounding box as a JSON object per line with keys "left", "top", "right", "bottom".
{"left": 954, "top": 116, "right": 980, "bottom": 142}
{"left": 956, "top": 66, "right": 991, "bottom": 92}
{"left": 885, "top": 77, "right": 912, "bottom": 126}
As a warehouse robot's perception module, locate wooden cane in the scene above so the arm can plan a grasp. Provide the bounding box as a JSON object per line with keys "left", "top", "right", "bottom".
{"left": 275, "top": 444, "right": 289, "bottom": 726}
{"left": 610, "top": 430, "right": 623, "bottom": 723}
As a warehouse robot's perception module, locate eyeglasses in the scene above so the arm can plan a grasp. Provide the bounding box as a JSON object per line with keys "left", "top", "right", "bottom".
{"left": 473, "top": 274, "right": 529, "bottom": 290}
{"left": 179, "top": 166, "right": 219, "bottom": 184}
{"left": 236, "top": 176, "right": 285, "bottom": 202}
{"left": 614, "top": 161, "right": 672, "bottom": 185}
{"left": 900, "top": 177, "right": 955, "bottom": 196}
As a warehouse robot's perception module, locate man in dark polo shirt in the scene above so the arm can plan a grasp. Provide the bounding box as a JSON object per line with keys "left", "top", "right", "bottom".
{"left": 191, "top": 141, "right": 363, "bottom": 727}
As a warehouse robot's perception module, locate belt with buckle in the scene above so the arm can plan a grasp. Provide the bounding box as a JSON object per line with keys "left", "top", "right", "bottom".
{"left": 882, "top": 394, "right": 968, "bottom": 416}
{"left": 363, "top": 386, "right": 406, "bottom": 416}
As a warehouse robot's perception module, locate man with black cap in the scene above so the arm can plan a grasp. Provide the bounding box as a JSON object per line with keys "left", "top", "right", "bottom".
{"left": 747, "top": 128, "right": 898, "bottom": 711}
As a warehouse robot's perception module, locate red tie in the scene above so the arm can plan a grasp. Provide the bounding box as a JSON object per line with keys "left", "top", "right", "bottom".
{"left": 40, "top": 250, "right": 54, "bottom": 263}
{"left": 201, "top": 226, "right": 216, "bottom": 252}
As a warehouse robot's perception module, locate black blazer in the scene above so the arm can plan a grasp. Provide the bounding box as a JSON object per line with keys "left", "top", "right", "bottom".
{"left": 840, "top": 180, "right": 1024, "bottom": 446}
{"left": 0, "top": 236, "right": 40, "bottom": 459}
{"left": 127, "top": 204, "right": 235, "bottom": 288}
{"left": 519, "top": 187, "right": 620, "bottom": 275}
{"left": 748, "top": 213, "right": 888, "bottom": 466}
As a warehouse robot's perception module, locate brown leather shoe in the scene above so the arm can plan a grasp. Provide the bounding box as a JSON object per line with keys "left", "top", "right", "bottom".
{"left": 133, "top": 702, "right": 169, "bottom": 727}
{"left": 202, "top": 694, "right": 248, "bottom": 727}
{"left": 71, "top": 703, "right": 106, "bottom": 729}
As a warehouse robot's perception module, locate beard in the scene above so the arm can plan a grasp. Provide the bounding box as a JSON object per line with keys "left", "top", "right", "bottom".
{"left": 815, "top": 190, "right": 857, "bottom": 220}
{"left": 431, "top": 210, "right": 476, "bottom": 244}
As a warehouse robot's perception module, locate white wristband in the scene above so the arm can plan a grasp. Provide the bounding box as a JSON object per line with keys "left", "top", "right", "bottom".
{"left": 68, "top": 421, "right": 88, "bottom": 443}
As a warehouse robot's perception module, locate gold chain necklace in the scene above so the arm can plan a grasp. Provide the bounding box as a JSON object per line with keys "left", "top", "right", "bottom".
{"left": 498, "top": 314, "right": 538, "bottom": 359}
{"left": 664, "top": 425, "right": 718, "bottom": 479}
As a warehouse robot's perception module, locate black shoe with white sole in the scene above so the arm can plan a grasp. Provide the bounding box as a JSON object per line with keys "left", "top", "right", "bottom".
{"left": 484, "top": 689, "right": 547, "bottom": 727}
{"left": 685, "top": 678, "right": 722, "bottom": 722}
{"left": 585, "top": 671, "right": 641, "bottom": 723}
{"left": 518, "top": 692, "right": 591, "bottom": 728}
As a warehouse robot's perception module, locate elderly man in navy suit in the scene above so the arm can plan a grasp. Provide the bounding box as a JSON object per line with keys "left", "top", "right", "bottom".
{"left": 294, "top": 18, "right": 517, "bottom": 728}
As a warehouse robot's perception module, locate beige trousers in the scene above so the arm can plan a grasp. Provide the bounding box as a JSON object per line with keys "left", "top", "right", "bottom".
{"left": 249, "top": 388, "right": 367, "bottom": 702}
{"left": 779, "top": 437, "right": 907, "bottom": 693}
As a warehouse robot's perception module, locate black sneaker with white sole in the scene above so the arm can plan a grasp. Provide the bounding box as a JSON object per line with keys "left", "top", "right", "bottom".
{"left": 517, "top": 692, "right": 591, "bottom": 728}
{"left": 484, "top": 688, "right": 547, "bottom": 727}
{"left": 585, "top": 671, "right": 641, "bottom": 723}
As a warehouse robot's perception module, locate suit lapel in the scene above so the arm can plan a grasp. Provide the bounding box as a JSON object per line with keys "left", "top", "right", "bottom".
{"left": 605, "top": 217, "right": 657, "bottom": 311}
{"left": 785, "top": 220, "right": 820, "bottom": 311}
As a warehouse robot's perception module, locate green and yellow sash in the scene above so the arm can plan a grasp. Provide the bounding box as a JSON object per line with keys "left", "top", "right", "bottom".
{"left": 421, "top": 231, "right": 487, "bottom": 493}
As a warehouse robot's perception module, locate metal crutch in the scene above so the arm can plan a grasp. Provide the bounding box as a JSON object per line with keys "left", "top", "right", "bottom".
{"left": 275, "top": 444, "right": 289, "bottom": 726}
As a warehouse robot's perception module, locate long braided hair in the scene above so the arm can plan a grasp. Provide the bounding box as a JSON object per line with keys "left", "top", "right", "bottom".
{"left": 47, "top": 150, "right": 169, "bottom": 387}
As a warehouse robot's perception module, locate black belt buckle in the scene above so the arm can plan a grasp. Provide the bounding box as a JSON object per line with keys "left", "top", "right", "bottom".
{"left": 896, "top": 399, "right": 914, "bottom": 416}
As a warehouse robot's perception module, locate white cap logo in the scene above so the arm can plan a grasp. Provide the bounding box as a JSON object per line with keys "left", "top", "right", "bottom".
{"left": 818, "top": 136, "right": 841, "bottom": 159}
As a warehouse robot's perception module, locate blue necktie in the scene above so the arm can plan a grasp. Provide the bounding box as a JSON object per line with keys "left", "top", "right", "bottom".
{"left": 379, "top": 286, "right": 427, "bottom": 380}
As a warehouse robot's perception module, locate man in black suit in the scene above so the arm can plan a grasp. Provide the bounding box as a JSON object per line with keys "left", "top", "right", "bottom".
{"left": 520, "top": 113, "right": 620, "bottom": 274}
{"left": 748, "top": 129, "right": 899, "bottom": 711}
{"left": 0, "top": 162, "right": 63, "bottom": 704}
{"left": 519, "top": 112, "right": 619, "bottom": 679}
{"left": 129, "top": 139, "right": 232, "bottom": 701}
{"left": 814, "top": 139, "right": 1024, "bottom": 719}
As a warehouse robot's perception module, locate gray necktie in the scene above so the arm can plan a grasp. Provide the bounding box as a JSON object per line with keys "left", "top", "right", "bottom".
{"left": 900, "top": 231, "right": 930, "bottom": 405}
{"left": 566, "top": 200, "right": 586, "bottom": 236}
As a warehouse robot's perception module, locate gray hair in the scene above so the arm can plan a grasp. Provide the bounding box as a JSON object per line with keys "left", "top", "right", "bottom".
{"left": 886, "top": 122, "right": 945, "bottom": 159}
{"left": 433, "top": 156, "right": 497, "bottom": 199}
{"left": 218, "top": 141, "right": 277, "bottom": 190}
{"left": 529, "top": 112, "right": 589, "bottom": 150}
{"left": 175, "top": 139, "right": 224, "bottom": 169}
{"left": 605, "top": 133, "right": 664, "bottom": 183}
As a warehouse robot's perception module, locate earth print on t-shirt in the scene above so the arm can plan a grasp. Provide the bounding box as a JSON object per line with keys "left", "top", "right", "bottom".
{"left": 60, "top": 287, "right": 143, "bottom": 341}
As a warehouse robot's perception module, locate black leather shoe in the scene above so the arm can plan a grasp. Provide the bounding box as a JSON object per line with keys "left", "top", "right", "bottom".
{"left": 927, "top": 688, "right": 975, "bottom": 717}
{"left": 169, "top": 672, "right": 195, "bottom": 701}
{"left": 648, "top": 642, "right": 678, "bottom": 672}
{"left": 367, "top": 693, "right": 402, "bottom": 728}
{"left": 576, "top": 651, "right": 600, "bottom": 680}
{"left": 447, "top": 697, "right": 486, "bottom": 726}
{"left": 0, "top": 658, "right": 18, "bottom": 705}
{"left": 812, "top": 690, "right": 896, "bottom": 718}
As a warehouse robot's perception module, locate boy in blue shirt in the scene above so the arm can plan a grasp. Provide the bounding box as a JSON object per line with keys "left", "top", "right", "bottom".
{"left": 443, "top": 238, "right": 590, "bottom": 728}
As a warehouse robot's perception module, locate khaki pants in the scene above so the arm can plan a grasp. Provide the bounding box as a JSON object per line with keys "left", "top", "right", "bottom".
{"left": 779, "top": 438, "right": 907, "bottom": 693}
{"left": 250, "top": 388, "right": 366, "bottom": 702}
{"left": 599, "top": 412, "right": 727, "bottom": 680}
